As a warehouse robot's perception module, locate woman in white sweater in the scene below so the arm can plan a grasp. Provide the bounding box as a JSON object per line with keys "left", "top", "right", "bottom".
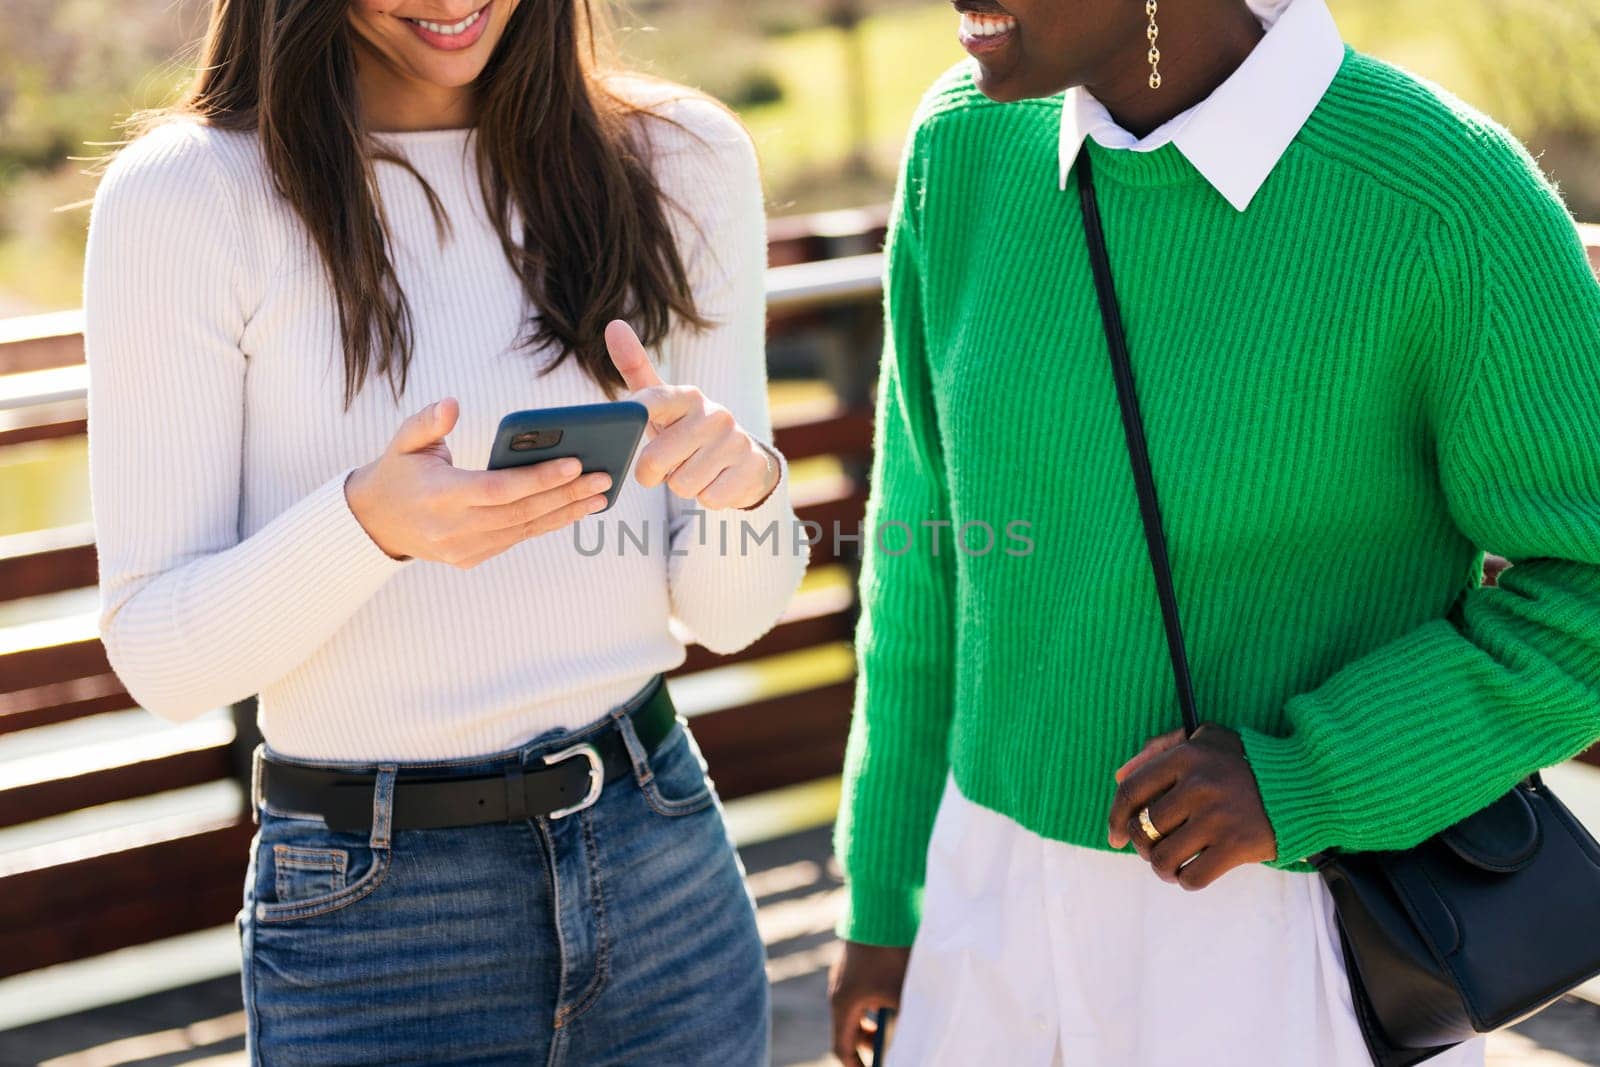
{"left": 82, "top": 0, "right": 808, "bottom": 1061}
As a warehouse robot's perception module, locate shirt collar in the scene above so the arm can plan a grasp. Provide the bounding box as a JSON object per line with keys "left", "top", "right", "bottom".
{"left": 1057, "top": 0, "right": 1345, "bottom": 211}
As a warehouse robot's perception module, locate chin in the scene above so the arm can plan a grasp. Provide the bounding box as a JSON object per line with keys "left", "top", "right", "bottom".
{"left": 971, "top": 69, "right": 1024, "bottom": 102}
{"left": 973, "top": 61, "right": 1072, "bottom": 103}
{"left": 966, "top": 54, "right": 1044, "bottom": 103}
{"left": 410, "top": 59, "right": 488, "bottom": 89}
{"left": 380, "top": 38, "right": 494, "bottom": 89}
{"left": 970, "top": 67, "right": 1031, "bottom": 103}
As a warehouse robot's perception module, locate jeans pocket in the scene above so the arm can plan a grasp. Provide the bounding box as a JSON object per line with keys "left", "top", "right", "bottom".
{"left": 254, "top": 811, "right": 392, "bottom": 924}
{"left": 639, "top": 722, "right": 715, "bottom": 818}
{"left": 273, "top": 844, "right": 347, "bottom": 903}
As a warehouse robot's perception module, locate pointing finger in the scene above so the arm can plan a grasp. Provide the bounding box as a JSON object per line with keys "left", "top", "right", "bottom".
{"left": 605, "top": 319, "right": 664, "bottom": 393}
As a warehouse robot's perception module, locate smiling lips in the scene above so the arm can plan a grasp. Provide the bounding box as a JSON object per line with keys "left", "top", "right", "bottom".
{"left": 956, "top": 7, "right": 1017, "bottom": 54}
{"left": 402, "top": 0, "right": 491, "bottom": 50}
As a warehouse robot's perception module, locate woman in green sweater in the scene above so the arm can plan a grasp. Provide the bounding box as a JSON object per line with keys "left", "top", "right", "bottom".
{"left": 827, "top": 0, "right": 1600, "bottom": 1063}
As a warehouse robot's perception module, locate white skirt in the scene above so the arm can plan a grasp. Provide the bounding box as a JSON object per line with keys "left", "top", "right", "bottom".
{"left": 890, "top": 774, "right": 1490, "bottom": 1067}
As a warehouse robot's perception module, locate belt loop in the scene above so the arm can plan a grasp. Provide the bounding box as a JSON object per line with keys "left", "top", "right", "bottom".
{"left": 608, "top": 701, "right": 653, "bottom": 787}
{"left": 371, "top": 765, "right": 397, "bottom": 849}
{"left": 249, "top": 744, "right": 265, "bottom": 826}
{"left": 505, "top": 762, "right": 528, "bottom": 823}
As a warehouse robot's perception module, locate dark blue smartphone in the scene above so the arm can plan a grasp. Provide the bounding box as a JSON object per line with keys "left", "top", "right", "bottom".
{"left": 486, "top": 400, "right": 648, "bottom": 514}
{"left": 871, "top": 1006, "right": 894, "bottom": 1065}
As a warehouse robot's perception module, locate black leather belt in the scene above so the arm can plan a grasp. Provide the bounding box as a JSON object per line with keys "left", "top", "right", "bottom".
{"left": 254, "top": 675, "right": 677, "bottom": 832}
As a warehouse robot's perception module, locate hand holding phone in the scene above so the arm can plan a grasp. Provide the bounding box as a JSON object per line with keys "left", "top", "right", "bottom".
{"left": 345, "top": 397, "right": 615, "bottom": 568}
{"left": 602, "top": 319, "right": 782, "bottom": 511}
{"left": 870, "top": 1007, "right": 894, "bottom": 1065}
{"left": 828, "top": 941, "right": 909, "bottom": 1067}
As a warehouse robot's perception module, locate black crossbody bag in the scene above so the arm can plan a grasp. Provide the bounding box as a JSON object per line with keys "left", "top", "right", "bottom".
{"left": 1072, "top": 148, "right": 1600, "bottom": 1066}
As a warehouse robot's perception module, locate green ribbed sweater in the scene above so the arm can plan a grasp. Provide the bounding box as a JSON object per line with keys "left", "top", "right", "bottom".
{"left": 833, "top": 46, "right": 1600, "bottom": 947}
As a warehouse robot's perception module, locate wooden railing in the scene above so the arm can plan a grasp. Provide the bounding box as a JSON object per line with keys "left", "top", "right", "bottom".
{"left": 2, "top": 217, "right": 1597, "bottom": 981}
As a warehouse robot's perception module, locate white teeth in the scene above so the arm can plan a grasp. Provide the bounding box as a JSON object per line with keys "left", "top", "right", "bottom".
{"left": 960, "top": 11, "right": 1016, "bottom": 37}
{"left": 409, "top": 6, "right": 483, "bottom": 35}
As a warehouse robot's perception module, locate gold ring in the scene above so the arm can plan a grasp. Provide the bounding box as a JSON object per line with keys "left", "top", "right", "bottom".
{"left": 1138, "top": 806, "right": 1163, "bottom": 843}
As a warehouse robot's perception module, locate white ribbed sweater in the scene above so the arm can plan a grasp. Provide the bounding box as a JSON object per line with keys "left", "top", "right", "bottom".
{"left": 82, "top": 83, "right": 810, "bottom": 760}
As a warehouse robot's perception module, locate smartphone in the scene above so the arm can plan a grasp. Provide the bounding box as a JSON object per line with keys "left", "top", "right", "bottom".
{"left": 871, "top": 1006, "right": 894, "bottom": 1065}
{"left": 486, "top": 400, "right": 648, "bottom": 514}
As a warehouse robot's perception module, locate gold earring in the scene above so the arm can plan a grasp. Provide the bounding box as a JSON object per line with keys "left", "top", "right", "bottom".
{"left": 1146, "top": 0, "right": 1162, "bottom": 89}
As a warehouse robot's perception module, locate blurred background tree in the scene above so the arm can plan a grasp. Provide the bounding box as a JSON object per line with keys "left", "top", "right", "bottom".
{"left": 1, "top": 0, "right": 1596, "bottom": 315}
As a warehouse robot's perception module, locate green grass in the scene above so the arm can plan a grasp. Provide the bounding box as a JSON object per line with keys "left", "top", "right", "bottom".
{"left": 613, "top": 3, "right": 965, "bottom": 213}
{"left": 733, "top": 6, "right": 964, "bottom": 208}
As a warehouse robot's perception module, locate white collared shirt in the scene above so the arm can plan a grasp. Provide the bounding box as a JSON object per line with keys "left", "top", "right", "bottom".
{"left": 1057, "top": 0, "right": 1346, "bottom": 211}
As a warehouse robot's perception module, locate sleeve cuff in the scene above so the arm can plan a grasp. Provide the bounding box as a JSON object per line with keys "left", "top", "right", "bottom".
{"left": 694, "top": 440, "right": 802, "bottom": 558}
{"left": 324, "top": 465, "right": 417, "bottom": 574}
{"left": 1236, "top": 724, "right": 1345, "bottom": 868}
{"left": 735, "top": 438, "right": 790, "bottom": 516}
{"left": 835, "top": 877, "right": 923, "bottom": 948}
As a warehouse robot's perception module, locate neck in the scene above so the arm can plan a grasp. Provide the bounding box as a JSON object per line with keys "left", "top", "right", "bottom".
{"left": 1083, "top": 0, "right": 1264, "bottom": 139}
{"left": 352, "top": 43, "right": 476, "bottom": 132}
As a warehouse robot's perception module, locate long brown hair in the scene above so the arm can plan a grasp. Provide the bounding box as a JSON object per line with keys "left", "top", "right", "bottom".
{"left": 118, "top": 0, "right": 719, "bottom": 411}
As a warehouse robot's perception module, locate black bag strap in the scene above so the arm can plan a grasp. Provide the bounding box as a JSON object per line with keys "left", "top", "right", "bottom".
{"left": 1074, "top": 149, "right": 1200, "bottom": 738}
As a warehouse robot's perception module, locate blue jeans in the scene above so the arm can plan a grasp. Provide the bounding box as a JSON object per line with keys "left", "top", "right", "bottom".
{"left": 237, "top": 687, "right": 770, "bottom": 1065}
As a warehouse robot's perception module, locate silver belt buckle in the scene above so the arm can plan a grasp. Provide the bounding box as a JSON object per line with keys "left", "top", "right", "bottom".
{"left": 542, "top": 742, "right": 603, "bottom": 819}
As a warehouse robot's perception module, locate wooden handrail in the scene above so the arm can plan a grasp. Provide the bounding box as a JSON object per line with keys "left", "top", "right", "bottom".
{"left": 0, "top": 311, "right": 84, "bottom": 376}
